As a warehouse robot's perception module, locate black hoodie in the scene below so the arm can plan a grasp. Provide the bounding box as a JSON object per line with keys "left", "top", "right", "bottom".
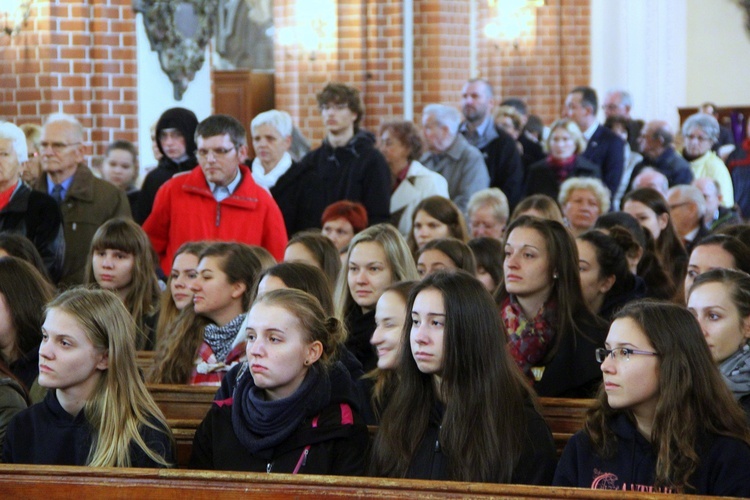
{"left": 292, "top": 130, "right": 391, "bottom": 234}
{"left": 554, "top": 413, "right": 750, "bottom": 496}
{"left": 136, "top": 108, "right": 199, "bottom": 224}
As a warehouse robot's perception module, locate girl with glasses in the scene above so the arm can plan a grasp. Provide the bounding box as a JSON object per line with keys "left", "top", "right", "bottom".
{"left": 554, "top": 300, "right": 750, "bottom": 496}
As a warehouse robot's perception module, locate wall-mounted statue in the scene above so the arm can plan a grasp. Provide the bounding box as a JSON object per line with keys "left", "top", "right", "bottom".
{"left": 133, "top": 0, "right": 218, "bottom": 99}
{"left": 213, "top": 0, "right": 274, "bottom": 70}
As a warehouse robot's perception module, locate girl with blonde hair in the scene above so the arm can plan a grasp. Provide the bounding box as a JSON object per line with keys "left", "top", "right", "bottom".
{"left": 3, "top": 288, "right": 174, "bottom": 466}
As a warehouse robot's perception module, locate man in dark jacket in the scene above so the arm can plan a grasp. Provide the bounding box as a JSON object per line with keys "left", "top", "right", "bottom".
{"left": 0, "top": 122, "right": 64, "bottom": 282}
{"left": 292, "top": 83, "right": 391, "bottom": 234}
{"left": 34, "top": 113, "right": 130, "bottom": 286}
{"left": 565, "top": 86, "right": 625, "bottom": 198}
{"left": 459, "top": 79, "right": 525, "bottom": 210}
{"left": 629, "top": 120, "right": 694, "bottom": 189}
{"left": 136, "top": 107, "right": 199, "bottom": 224}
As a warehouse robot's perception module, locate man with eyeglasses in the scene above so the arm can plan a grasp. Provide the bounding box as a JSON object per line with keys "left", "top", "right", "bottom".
{"left": 666, "top": 184, "right": 709, "bottom": 254}
{"left": 33, "top": 113, "right": 130, "bottom": 285}
{"left": 0, "top": 122, "right": 64, "bottom": 282}
{"left": 628, "top": 120, "right": 693, "bottom": 191}
{"left": 143, "top": 114, "right": 287, "bottom": 273}
{"left": 136, "top": 107, "right": 199, "bottom": 224}
{"left": 602, "top": 90, "right": 644, "bottom": 153}
{"left": 291, "top": 82, "right": 391, "bottom": 235}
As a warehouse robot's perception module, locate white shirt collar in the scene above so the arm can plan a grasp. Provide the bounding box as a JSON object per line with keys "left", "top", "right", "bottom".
{"left": 208, "top": 168, "right": 242, "bottom": 202}
{"left": 583, "top": 121, "right": 599, "bottom": 141}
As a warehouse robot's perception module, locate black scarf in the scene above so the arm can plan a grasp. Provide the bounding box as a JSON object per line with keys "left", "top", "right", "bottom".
{"left": 231, "top": 364, "right": 330, "bottom": 455}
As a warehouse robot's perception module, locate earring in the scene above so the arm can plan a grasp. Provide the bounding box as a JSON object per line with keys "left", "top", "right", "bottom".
{"left": 304, "top": 360, "right": 310, "bottom": 366}
{"left": 553, "top": 273, "right": 559, "bottom": 279}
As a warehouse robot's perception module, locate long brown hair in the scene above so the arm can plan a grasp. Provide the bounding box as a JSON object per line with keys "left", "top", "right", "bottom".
{"left": 585, "top": 300, "right": 750, "bottom": 493}
{"left": 495, "top": 216, "right": 604, "bottom": 359}
{"left": 148, "top": 242, "right": 262, "bottom": 384}
{"left": 84, "top": 218, "right": 161, "bottom": 350}
{"left": 0, "top": 257, "right": 55, "bottom": 367}
{"left": 407, "top": 196, "right": 468, "bottom": 252}
{"left": 622, "top": 188, "right": 688, "bottom": 286}
{"left": 153, "top": 241, "right": 208, "bottom": 349}
{"left": 362, "top": 280, "right": 416, "bottom": 421}
{"left": 370, "top": 271, "right": 535, "bottom": 482}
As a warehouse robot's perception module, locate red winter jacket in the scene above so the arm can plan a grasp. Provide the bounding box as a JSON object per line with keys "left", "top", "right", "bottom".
{"left": 144, "top": 164, "right": 287, "bottom": 273}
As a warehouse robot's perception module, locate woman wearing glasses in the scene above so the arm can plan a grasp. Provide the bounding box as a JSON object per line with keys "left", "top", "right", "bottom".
{"left": 681, "top": 113, "right": 734, "bottom": 208}
{"left": 554, "top": 300, "right": 750, "bottom": 497}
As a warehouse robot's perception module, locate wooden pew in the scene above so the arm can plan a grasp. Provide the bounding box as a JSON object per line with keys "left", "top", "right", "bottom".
{"left": 147, "top": 383, "right": 594, "bottom": 467}
{"left": 137, "top": 350, "right": 156, "bottom": 374}
{"left": 0, "top": 464, "right": 699, "bottom": 499}
{"left": 538, "top": 397, "right": 593, "bottom": 456}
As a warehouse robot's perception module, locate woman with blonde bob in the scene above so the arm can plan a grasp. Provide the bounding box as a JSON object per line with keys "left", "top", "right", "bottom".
{"left": 555, "top": 300, "right": 750, "bottom": 496}
{"left": 558, "top": 177, "right": 611, "bottom": 237}
{"left": 526, "top": 118, "right": 601, "bottom": 199}
{"left": 336, "top": 223, "right": 419, "bottom": 372}
{"left": 85, "top": 218, "right": 161, "bottom": 350}
{"left": 2, "top": 288, "right": 174, "bottom": 467}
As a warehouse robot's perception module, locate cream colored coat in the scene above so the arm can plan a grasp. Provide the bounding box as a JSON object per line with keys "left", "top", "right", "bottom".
{"left": 390, "top": 160, "right": 449, "bottom": 236}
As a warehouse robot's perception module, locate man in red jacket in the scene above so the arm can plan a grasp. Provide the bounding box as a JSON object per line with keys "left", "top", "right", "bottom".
{"left": 144, "top": 114, "right": 287, "bottom": 273}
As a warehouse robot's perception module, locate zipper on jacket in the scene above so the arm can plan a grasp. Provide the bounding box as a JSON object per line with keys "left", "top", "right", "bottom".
{"left": 266, "top": 461, "right": 273, "bottom": 473}
{"left": 301, "top": 449, "right": 309, "bottom": 467}
{"left": 215, "top": 204, "right": 221, "bottom": 227}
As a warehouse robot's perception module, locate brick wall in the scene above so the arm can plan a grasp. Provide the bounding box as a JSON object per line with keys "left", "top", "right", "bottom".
{"left": 0, "top": 0, "right": 590, "bottom": 154}
{"left": 0, "top": 0, "right": 137, "bottom": 162}
{"left": 275, "top": 0, "right": 591, "bottom": 143}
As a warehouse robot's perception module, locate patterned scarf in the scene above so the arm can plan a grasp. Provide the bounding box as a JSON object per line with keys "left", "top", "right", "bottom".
{"left": 719, "top": 343, "right": 750, "bottom": 400}
{"left": 547, "top": 155, "right": 577, "bottom": 184}
{"left": 500, "top": 295, "right": 557, "bottom": 381}
{"left": 203, "top": 313, "right": 246, "bottom": 363}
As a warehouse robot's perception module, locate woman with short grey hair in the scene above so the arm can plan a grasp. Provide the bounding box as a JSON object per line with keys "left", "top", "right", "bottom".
{"left": 681, "top": 113, "right": 734, "bottom": 208}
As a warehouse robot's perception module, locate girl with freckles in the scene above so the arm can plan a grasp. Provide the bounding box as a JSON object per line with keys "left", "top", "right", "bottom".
{"left": 554, "top": 300, "right": 750, "bottom": 496}
{"left": 190, "top": 289, "right": 368, "bottom": 474}
{"left": 370, "top": 271, "right": 557, "bottom": 483}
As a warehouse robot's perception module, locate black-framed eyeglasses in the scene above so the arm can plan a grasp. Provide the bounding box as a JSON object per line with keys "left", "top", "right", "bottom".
{"left": 39, "top": 141, "right": 81, "bottom": 153}
{"left": 595, "top": 347, "right": 659, "bottom": 363}
{"left": 195, "top": 147, "right": 235, "bottom": 160}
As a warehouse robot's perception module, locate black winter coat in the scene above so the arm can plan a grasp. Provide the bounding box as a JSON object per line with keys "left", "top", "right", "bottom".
{"left": 0, "top": 182, "right": 64, "bottom": 282}
{"left": 405, "top": 401, "right": 557, "bottom": 484}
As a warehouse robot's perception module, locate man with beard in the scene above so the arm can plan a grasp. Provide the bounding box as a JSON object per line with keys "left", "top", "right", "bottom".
{"left": 459, "top": 79, "right": 524, "bottom": 210}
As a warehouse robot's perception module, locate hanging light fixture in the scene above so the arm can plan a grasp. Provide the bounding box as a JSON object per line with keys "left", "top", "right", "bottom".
{"left": 1, "top": 0, "right": 32, "bottom": 37}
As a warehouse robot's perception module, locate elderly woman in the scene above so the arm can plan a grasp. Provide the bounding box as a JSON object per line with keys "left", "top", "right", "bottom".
{"left": 682, "top": 113, "right": 734, "bottom": 208}
{"left": 558, "top": 177, "right": 610, "bottom": 237}
{"left": 526, "top": 118, "right": 601, "bottom": 200}
{"left": 377, "top": 120, "right": 449, "bottom": 237}
{"left": 466, "top": 188, "right": 508, "bottom": 240}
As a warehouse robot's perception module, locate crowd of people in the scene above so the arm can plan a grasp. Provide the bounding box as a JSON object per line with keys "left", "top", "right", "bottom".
{"left": 1, "top": 79, "right": 750, "bottom": 496}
